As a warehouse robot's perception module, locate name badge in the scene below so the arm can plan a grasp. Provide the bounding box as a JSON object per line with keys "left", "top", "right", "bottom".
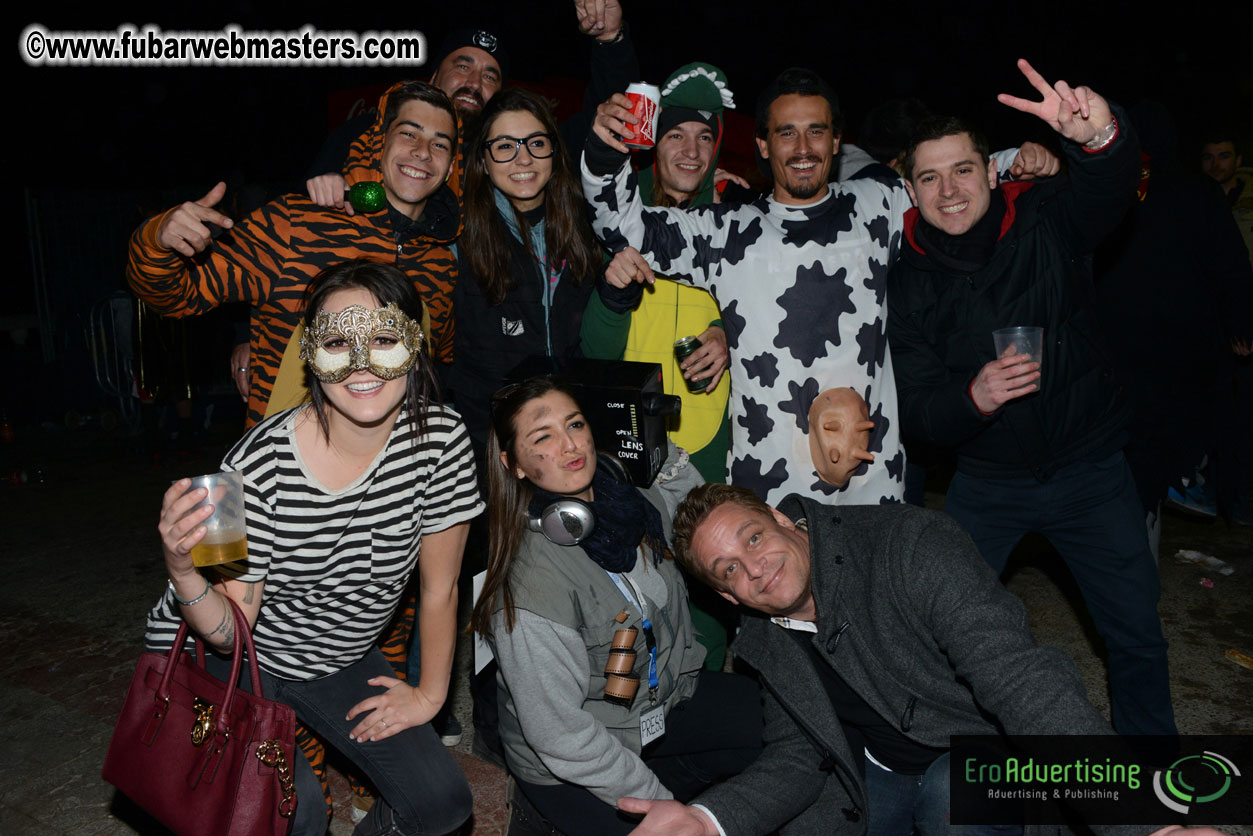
{"left": 640, "top": 704, "right": 666, "bottom": 747}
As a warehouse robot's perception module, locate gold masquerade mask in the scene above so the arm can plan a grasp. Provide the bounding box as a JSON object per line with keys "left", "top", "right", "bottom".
{"left": 299, "top": 302, "right": 423, "bottom": 383}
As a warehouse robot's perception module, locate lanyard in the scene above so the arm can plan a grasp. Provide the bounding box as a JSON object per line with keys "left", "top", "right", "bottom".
{"left": 607, "top": 569, "right": 659, "bottom": 704}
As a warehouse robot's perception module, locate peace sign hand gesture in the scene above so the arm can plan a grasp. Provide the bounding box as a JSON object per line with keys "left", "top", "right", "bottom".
{"left": 997, "top": 58, "right": 1114, "bottom": 147}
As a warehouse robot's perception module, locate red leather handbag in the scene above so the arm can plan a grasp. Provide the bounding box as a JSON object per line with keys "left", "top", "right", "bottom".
{"left": 103, "top": 597, "right": 297, "bottom": 836}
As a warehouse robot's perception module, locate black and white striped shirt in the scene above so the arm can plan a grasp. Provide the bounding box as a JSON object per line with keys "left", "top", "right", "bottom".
{"left": 145, "top": 404, "right": 483, "bottom": 680}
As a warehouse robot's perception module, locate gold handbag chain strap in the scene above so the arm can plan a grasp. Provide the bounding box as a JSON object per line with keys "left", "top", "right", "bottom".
{"left": 255, "top": 739, "right": 297, "bottom": 818}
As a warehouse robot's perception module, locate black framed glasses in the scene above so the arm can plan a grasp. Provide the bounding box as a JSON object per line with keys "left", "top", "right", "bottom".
{"left": 485, "top": 132, "right": 555, "bottom": 163}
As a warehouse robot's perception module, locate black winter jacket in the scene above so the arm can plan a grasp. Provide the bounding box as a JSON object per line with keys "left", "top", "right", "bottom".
{"left": 887, "top": 112, "right": 1139, "bottom": 480}
{"left": 449, "top": 211, "right": 595, "bottom": 454}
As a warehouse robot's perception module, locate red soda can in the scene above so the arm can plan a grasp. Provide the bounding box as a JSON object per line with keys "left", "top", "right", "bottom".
{"left": 624, "top": 82, "right": 661, "bottom": 149}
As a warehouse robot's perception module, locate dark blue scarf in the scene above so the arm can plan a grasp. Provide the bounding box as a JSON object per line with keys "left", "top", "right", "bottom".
{"left": 528, "top": 465, "right": 667, "bottom": 573}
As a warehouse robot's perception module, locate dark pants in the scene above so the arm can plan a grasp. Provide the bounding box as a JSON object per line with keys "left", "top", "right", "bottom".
{"left": 865, "top": 753, "right": 1021, "bottom": 836}
{"left": 514, "top": 670, "right": 763, "bottom": 836}
{"left": 944, "top": 451, "right": 1176, "bottom": 736}
{"left": 210, "top": 648, "right": 472, "bottom": 836}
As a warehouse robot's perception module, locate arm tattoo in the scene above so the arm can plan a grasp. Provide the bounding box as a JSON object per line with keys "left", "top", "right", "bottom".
{"left": 242, "top": 582, "right": 258, "bottom": 605}
{"left": 205, "top": 603, "right": 235, "bottom": 650}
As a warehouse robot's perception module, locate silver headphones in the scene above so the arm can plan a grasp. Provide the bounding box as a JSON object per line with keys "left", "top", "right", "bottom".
{"left": 528, "top": 497, "right": 596, "bottom": 546}
{"left": 527, "top": 453, "right": 630, "bottom": 546}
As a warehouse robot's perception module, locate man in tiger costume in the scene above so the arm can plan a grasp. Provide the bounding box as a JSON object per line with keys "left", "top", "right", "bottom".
{"left": 128, "top": 80, "right": 461, "bottom": 428}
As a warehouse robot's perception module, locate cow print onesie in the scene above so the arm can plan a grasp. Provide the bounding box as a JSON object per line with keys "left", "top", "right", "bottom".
{"left": 583, "top": 148, "right": 910, "bottom": 506}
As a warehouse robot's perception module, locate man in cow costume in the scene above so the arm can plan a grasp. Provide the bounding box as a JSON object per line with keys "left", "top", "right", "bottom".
{"left": 582, "top": 68, "right": 908, "bottom": 505}
{"left": 581, "top": 68, "right": 1051, "bottom": 506}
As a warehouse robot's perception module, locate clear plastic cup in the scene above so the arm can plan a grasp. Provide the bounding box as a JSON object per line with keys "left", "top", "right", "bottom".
{"left": 182, "top": 471, "right": 247, "bottom": 567}
{"left": 993, "top": 326, "right": 1043, "bottom": 366}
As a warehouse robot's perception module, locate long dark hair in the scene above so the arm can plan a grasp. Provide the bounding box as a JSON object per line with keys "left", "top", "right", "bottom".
{"left": 303, "top": 260, "right": 441, "bottom": 440}
{"left": 462, "top": 89, "right": 600, "bottom": 306}
{"left": 469, "top": 375, "right": 582, "bottom": 638}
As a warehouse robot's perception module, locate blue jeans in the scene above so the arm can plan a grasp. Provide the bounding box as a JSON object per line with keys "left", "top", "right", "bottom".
{"left": 944, "top": 452, "right": 1176, "bottom": 736}
{"left": 210, "top": 648, "right": 472, "bottom": 835}
{"left": 865, "top": 753, "right": 1020, "bottom": 836}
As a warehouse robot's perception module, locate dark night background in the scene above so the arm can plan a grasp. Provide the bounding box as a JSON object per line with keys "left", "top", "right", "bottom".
{"left": 6, "top": 0, "right": 1251, "bottom": 431}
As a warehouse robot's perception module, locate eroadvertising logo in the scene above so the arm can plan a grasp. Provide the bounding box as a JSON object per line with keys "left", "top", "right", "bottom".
{"left": 951, "top": 735, "right": 1251, "bottom": 827}
{"left": 1153, "top": 751, "right": 1240, "bottom": 815}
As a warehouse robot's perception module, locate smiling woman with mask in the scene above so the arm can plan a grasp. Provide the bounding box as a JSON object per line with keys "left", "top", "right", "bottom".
{"left": 148, "top": 260, "right": 481, "bottom": 835}
{"left": 449, "top": 88, "right": 603, "bottom": 460}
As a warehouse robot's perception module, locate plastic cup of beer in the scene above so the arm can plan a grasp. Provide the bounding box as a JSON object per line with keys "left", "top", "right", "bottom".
{"left": 993, "top": 326, "right": 1043, "bottom": 366}
{"left": 183, "top": 471, "right": 247, "bottom": 567}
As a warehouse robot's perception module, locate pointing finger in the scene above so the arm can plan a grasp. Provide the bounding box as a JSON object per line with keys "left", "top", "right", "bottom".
{"left": 197, "top": 180, "right": 228, "bottom": 209}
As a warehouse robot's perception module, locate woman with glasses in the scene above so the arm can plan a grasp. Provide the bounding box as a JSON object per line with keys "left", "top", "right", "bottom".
{"left": 469, "top": 376, "right": 761, "bottom": 835}
{"left": 449, "top": 88, "right": 604, "bottom": 457}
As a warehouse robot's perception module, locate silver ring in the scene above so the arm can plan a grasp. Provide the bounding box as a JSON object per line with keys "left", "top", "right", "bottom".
{"left": 381, "top": 720, "right": 388, "bottom": 728}
{"left": 235, "top": 367, "right": 247, "bottom": 373}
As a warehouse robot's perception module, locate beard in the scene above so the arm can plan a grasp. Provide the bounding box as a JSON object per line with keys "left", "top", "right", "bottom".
{"left": 782, "top": 179, "right": 824, "bottom": 201}
{"left": 450, "top": 86, "right": 485, "bottom": 114}
{"left": 779, "top": 154, "right": 826, "bottom": 201}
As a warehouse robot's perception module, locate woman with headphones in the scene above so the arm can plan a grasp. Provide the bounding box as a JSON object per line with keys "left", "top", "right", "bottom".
{"left": 469, "top": 376, "right": 760, "bottom": 835}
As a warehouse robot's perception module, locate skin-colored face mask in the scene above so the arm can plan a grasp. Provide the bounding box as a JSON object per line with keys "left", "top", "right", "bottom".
{"left": 808, "top": 387, "right": 875, "bottom": 487}
{"left": 299, "top": 302, "right": 424, "bottom": 383}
